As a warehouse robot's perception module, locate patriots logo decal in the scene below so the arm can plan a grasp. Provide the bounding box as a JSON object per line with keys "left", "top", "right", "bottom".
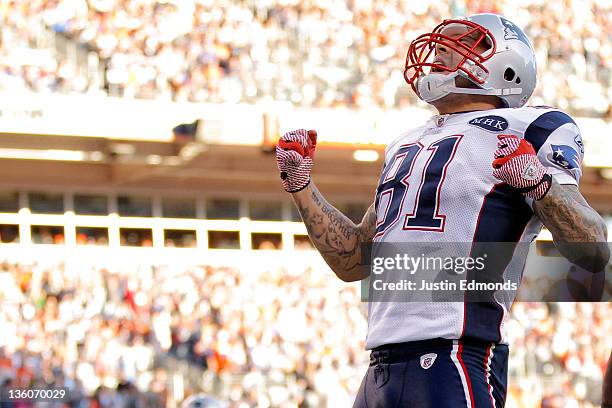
{"left": 499, "top": 17, "right": 530, "bottom": 47}
{"left": 548, "top": 144, "right": 580, "bottom": 170}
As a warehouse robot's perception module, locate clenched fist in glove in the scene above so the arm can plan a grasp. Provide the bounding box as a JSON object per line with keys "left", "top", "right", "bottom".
{"left": 276, "top": 129, "right": 318, "bottom": 193}
{"left": 492, "top": 134, "right": 552, "bottom": 201}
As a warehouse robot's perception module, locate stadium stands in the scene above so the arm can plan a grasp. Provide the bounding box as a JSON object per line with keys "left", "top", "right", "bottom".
{"left": 0, "top": 258, "right": 609, "bottom": 407}
{"left": 0, "top": 0, "right": 610, "bottom": 116}
{"left": 0, "top": 1, "right": 610, "bottom": 407}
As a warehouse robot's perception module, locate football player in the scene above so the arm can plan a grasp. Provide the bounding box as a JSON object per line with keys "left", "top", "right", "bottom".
{"left": 275, "top": 13, "right": 609, "bottom": 407}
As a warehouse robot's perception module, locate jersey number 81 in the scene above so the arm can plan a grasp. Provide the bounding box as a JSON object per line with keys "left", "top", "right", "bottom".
{"left": 375, "top": 135, "right": 463, "bottom": 239}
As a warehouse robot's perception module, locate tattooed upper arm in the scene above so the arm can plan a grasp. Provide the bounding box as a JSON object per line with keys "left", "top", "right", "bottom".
{"left": 533, "top": 180, "right": 609, "bottom": 272}
{"left": 533, "top": 182, "right": 606, "bottom": 243}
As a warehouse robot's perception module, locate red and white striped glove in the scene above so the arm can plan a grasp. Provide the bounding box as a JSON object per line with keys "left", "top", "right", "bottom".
{"left": 492, "top": 134, "right": 552, "bottom": 201}
{"left": 276, "top": 129, "right": 317, "bottom": 193}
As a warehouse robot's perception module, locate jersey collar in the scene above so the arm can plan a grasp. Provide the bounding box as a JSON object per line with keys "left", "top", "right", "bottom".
{"left": 428, "top": 108, "right": 499, "bottom": 129}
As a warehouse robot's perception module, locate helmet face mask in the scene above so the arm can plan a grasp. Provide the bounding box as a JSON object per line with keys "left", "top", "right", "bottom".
{"left": 404, "top": 14, "right": 537, "bottom": 108}
{"left": 404, "top": 19, "right": 496, "bottom": 89}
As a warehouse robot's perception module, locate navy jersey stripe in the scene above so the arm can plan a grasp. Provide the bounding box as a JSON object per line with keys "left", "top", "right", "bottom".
{"left": 462, "top": 184, "right": 534, "bottom": 343}
{"left": 524, "top": 110, "right": 576, "bottom": 152}
{"left": 471, "top": 184, "right": 533, "bottom": 243}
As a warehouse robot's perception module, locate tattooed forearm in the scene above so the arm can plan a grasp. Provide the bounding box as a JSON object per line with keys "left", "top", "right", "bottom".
{"left": 292, "top": 182, "right": 376, "bottom": 281}
{"left": 533, "top": 180, "right": 609, "bottom": 272}
{"left": 321, "top": 202, "right": 354, "bottom": 240}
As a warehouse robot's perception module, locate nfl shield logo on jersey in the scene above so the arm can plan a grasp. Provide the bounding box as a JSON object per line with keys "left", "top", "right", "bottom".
{"left": 436, "top": 116, "right": 447, "bottom": 127}
{"left": 420, "top": 353, "right": 437, "bottom": 369}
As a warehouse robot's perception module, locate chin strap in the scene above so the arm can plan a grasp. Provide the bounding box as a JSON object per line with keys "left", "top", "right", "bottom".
{"left": 416, "top": 72, "right": 523, "bottom": 103}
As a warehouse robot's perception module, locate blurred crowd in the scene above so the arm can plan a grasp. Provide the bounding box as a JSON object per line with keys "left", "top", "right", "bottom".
{"left": 0, "top": 258, "right": 367, "bottom": 407}
{"left": 0, "top": 257, "right": 609, "bottom": 407}
{"left": 506, "top": 302, "right": 610, "bottom": 407}
{"left": 0, "top": 0, "right": 610, "bottom": 116}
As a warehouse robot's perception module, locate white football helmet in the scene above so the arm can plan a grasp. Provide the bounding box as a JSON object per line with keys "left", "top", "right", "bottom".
{"left": 404, "top": 13, "right": 537, "bottom": 108}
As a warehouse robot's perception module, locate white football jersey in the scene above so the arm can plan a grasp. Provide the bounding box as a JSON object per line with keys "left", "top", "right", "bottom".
{"left": 366, "top": 106, "right": 584, "bottom": 349}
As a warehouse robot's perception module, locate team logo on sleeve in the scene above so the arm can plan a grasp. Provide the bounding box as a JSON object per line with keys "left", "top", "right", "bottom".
{"left": 548, "top": 145, "right": 580, "bottom": 170}
{"left": 420, "top": 353, "right": 437, "bottom": 369}
{"left": 468, "top": 115, "right": 508, "bottom": 132}
{"left": 573, "top": 134, "right": 584, "bottom": 153}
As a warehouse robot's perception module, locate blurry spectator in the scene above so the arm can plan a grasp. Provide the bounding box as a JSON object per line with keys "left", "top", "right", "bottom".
{"left": 0, "top": 0, "right": 609, "bottom": 116}
{"left": 0, "top": 257, "right": 609, "bottom": 407}
{"left": 30, "top": 226, "right": 64, "bottom": 245}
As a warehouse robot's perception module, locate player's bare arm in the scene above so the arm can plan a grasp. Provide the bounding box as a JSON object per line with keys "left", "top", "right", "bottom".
{"left": 292, "top": 183, "right": 376, "bottom": 282}
{"left": 493, "top": 134, "right": 609, "bottom": 272}
{"left": 532, "top": 181, "right": 609, "bottom": 271}
{"left": 275, "top": 128, "right": 375, "bottom": 282}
